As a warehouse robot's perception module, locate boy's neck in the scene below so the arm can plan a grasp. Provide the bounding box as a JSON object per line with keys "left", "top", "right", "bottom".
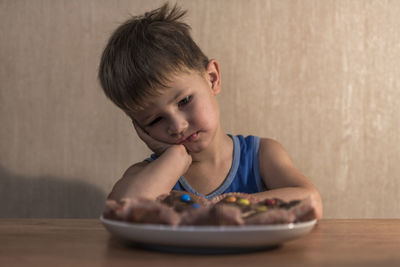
{"left": 183, "top": 125, "right": 233, "bottom": 196}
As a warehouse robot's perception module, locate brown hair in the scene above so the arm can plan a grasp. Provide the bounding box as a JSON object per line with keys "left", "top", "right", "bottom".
{"left": 98, "top": 3, "right": 209, "bottom": 113}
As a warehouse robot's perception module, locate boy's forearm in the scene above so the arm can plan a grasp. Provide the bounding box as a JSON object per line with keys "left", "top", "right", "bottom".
{"left": 108, "top": 145, "right": 191, "bottom": 200}
{"left": 250, "top": 186, "right": 323, "bottom": 220}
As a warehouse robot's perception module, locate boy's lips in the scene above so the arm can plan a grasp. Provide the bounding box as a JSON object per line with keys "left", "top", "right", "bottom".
{"left": 176, "top": 131, "right": 200, "bottom": 144}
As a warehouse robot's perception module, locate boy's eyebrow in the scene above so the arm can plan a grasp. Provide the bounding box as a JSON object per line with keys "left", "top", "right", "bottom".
{"left": 168, "top": 90, "right": 186, "bottom": 105}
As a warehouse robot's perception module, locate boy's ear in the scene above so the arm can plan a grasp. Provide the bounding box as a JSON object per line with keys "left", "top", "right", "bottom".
{"left": 205, "top": 59, "right": 221, "bottom": 95}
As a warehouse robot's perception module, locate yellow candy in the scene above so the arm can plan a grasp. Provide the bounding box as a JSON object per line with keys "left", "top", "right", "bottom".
{"left": 225, "top": 196, "right": 237, "bottom": 203}
{"left": 237, "top": 198, "right": 250, "bottom": 206}
{"left": 256, "top": 205, "right": 268, "bottom": 212}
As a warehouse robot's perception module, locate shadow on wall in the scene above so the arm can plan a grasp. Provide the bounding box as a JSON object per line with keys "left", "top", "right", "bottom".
{"left": 0, "top": 165, "right": 107, "bottom": 218}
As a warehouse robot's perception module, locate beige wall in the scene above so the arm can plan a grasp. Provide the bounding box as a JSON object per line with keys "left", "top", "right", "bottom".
{"left": 1, "top": 0, "right": 399, "bottom": 218}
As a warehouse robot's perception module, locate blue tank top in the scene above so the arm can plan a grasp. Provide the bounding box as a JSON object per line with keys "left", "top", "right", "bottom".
{"left": 147, "top": 135, "right": 265, "bottom": 200}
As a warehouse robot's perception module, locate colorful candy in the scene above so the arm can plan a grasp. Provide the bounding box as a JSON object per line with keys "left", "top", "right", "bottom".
{"left": 191, "top": 203, "right": 201, "bottom": 209}
{"left": 264, "top": 199, "right": 276, "bottom": 206}
{"left": 180, "top": 194, "right": 191, "bottom": 202}
{"left": 237, "top": 198, "right": 250, "bottom": 206}
{"left": 224, "top": 196, "right": 237, "bottom": 203}
{"left": 256, "top": 205, "right": 268, "bottom": 212}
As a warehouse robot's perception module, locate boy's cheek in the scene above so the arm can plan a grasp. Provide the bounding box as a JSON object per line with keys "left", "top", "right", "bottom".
{"left": 147, "top": 130, "right": 172, "bottom": 144}
{"left": 195, "top": 107, "right": 218, "bottom": 129}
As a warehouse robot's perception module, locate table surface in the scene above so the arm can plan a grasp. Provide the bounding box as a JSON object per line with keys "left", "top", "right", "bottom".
{"left": 1, "top": 219, "right": 400, "bottom": 267}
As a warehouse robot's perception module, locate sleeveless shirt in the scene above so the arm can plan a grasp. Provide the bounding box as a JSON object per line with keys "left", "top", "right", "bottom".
{"left": 147, "top": 135, "right": 265, "bottom": 200}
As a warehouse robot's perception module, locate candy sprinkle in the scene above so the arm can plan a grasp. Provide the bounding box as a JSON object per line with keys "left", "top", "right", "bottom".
{"left": 180, "top": 194, "right": 191, "bottom": 202}
{"left": 265, "top": 199, "right": 276, "bottom": 206}
{"left": 256, "top": 205, "right": 268, "bottom": 212}
{"left": 225, "top": 196, "right": 237, "bottom": 203}
{"left": 191, "top": 203, "right": 201, "bottom": 209}
{"left": 237, "top": 198, "right": 250, "bottom": 206}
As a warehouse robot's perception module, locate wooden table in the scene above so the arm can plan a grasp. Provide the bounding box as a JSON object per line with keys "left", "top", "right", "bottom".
{"left": 1, "top": 219, "right": 399, "bottom": 267}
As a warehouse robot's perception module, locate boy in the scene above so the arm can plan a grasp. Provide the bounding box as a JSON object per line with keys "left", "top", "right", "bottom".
{"left": 98, "top": 3, "right": 323, "bottom": 219}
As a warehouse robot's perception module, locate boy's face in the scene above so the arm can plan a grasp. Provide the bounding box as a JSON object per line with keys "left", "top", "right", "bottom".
{"left": 132, "top": 61, "right": 222, "bottom": 153}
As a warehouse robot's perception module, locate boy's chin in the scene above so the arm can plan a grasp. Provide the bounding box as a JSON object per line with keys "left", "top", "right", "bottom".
{"left": 183, "top": 143, "right": 204, "bottom": 154}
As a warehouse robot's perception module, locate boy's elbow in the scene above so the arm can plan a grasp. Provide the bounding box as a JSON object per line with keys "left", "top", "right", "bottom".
{"left": 310, "top": 187, "right": 323, "bottom": 220}
{"left": 107, "top": 181, "right": 126, "bottom": 201}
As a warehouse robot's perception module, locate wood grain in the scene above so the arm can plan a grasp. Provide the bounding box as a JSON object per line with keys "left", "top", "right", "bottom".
{"left": 1, "top": 219, "right": 400, "bottom": 266}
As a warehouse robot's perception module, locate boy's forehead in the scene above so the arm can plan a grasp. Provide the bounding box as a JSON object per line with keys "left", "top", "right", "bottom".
{"left": 163, "top": 68, "right": 204, "bottom": 87}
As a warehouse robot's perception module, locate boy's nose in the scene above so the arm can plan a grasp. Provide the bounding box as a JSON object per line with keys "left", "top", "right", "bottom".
{"left": 167, "top": 116, "right": 188, "bottom": 136}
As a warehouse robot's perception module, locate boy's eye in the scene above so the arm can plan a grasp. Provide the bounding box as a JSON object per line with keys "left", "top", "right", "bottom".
{"left": 178, "top": 96, "right": 192, "bottom": 107}
{"left": 148, "top": 117, "right": 162, "bottom": 126}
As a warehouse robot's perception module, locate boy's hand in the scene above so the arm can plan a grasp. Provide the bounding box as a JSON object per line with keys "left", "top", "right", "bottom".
{"left": 132, "top": 120, "right": 174, "bottom": 156}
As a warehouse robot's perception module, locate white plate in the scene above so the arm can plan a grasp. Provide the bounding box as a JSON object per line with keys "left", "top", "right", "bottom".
{"left": 101, "top": 216, "right": 317, "bottom": 252}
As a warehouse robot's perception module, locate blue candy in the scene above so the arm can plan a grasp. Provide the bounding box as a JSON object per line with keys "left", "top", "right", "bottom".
{"left": 180, "top": 194, "right": 191, "bottom": 202}
{"left": 191, "top": 203, "right": 201, "bottom": 209}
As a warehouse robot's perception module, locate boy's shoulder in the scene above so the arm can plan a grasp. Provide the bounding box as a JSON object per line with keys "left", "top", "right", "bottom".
{"left": 233, "top": 135, "right": 284, "bottom": 156}
{"left": 258, "top": 137, "right": 282, "bottom": 149}
{"left": 258, "top": 137, "right": 292, "bottom": 166}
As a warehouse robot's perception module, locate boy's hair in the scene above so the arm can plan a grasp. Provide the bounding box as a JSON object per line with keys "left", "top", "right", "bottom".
{"left": 98, "top": 3, "right": 209, "bottom": 113}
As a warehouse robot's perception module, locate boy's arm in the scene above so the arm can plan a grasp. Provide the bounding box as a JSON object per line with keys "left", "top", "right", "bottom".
{"left": 108, "top": 120, "right": 192, "bottom": 200}
{"left": 108, "top": 144, "right": 191, "bottom": 200}
{"left": 252, "top": 138, "right": 323, "bottom": 219}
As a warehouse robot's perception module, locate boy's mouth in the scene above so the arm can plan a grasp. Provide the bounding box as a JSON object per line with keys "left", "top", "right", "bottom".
{"left": 176, "top": 131, "right": 200, "bottom": 144}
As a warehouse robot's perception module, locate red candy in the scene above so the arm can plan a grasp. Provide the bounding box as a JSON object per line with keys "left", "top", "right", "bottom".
{"left": 264, "top": 199, "right": 276, "bottom": 206}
